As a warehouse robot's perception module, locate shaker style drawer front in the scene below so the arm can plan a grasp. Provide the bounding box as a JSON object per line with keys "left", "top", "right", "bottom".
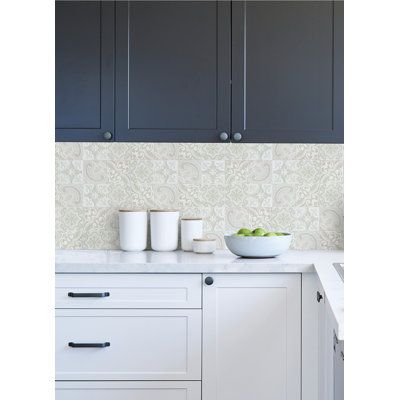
{"left": 56, "top": 381, "right": 201, "bottom": 400}
{"left": 55, "top": 274, "right": 202, "bottom": 309}
{"left": 55, "top": 309, "right": 201, "bottom": 381}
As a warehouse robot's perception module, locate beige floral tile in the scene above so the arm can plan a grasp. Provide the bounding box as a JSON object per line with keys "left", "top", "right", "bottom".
{"left": 226, "top": 160, "right": 271, "bottom": 184}
{"left": 82, "top": 143, "right": 109, "bottom": 160}
{"left": 178, "top": 143, "right": 226, "bottom": 160}
{"left": 55, "top": 143, "right": 343, "bottom": 250}
{"left": 83, "top": 161, "right": 108, "bottom": 183}
{"left": 292, "top": 231, "right": 320, "bottom": 250}
{"left": 153, "top": 160, "right": 178, "bottom": 184}
{"left": 55, "top": 185, "right": 83, "bottom": 207}
{"left": 108, "top": 143, "right": 155, "bottom": 160}
{"left": 178, "top": 184, "right": 202, "bottom": 207}
{"left": 153, "top": 184, "right": 179, "bottom": 208}
{"left": 201, "top": 160, "right": 225, "bottom": 184}
{"left": 178, "top": 160, "right": 201, "bottom": 184}
{"left": 319, "top": 207, "right": 344, "bottom": 231}
{"left": 56, "top": 160, "right": 83, "bottom": 184}
{"left": 108, "top": 183, "right": 153, "bottom": 209}
{"left": 55, "top": 143, "right": 82, "bottom": 160}
{"left": 108, "top": 160, "right": 153, "bottom": 185}
{"left": 225, "top": 143, "right": 273, "bottom": 160}
{"left": 83, "top": 184, "right": 109, "bottom": 207}
{"left": 226, "top": 184, "right": 272, "bottom": 207}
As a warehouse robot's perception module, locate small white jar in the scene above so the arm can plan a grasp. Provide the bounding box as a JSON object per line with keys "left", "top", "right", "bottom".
{"left": 150, "top": 210, "right": 180, "bottom": 251}
{"left": 192, "top": 238, "right": 217, "bottom": 254}
{"left": 118, "top": 210, "right": 147, "bottom": 251}
{"left": 181, "top": 218, "right": 203, "bottom": 251}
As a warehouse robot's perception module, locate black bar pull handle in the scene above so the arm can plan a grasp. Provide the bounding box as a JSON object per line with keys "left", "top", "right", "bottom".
{"left": 68, "top": 342, "right": 110, "bottom": 348}
{"left": 68, "top": 292, "right": 110, "bottom": 298}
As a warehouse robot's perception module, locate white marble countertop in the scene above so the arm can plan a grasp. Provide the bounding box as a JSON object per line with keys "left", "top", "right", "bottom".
{"left": 55, "top": 249, "right": 344, "bottom": 339}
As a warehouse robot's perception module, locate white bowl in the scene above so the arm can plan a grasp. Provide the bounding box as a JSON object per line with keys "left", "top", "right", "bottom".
{"left": 224, "top": 233, "right": 292, "bottom": 258}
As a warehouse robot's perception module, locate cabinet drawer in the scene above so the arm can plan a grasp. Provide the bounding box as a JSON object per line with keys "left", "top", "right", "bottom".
{"left": 55, "top": 309, "right": 201, "bottom": 380}
{"left": 55, "top": 274, "right": 201, "bottom": 309}
{"left": 56, "top": 381, "right": 201, "bottom": 400}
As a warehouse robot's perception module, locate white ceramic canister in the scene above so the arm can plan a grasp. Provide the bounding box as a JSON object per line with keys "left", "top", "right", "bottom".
{"left": 118, "top": 210, "right": 148, "bottom": 251}
{"left": 181, "top": 218, "right": 203, "bottom": 251}
{"left": 150, "top": 210, "right": 180, "bottom": 251}
{"left": 192, "top": 238, "right": 217, "bottom": 254}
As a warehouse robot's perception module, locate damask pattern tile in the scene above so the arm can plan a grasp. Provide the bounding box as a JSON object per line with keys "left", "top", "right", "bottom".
{"left": 55, "top": 143, "right": 344, "bottom": 250}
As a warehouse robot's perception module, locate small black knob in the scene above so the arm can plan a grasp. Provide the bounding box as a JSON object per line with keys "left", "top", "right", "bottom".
{"left": 317, "top": 291, "right": 323, "bottom": 303}
{"left": 205, "top": 276, "right": 214, "bottom": 285}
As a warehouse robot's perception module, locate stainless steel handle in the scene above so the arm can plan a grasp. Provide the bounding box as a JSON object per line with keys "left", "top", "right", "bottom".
{"left": 219, "top": 132, "right": 229, "bottom": 141}
{"left": 233, "top": 132, "right": 242, "bottom": 142}
{"left": 103, "top": 131, "right": 113, "bottom": 140}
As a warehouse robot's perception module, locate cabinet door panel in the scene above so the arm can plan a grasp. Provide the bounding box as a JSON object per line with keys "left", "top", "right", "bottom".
{"left": 232, "top": 1, "right": 343, "bottom": 143}
{"left": 56, "top": 381, "right": 201, "bottom": 400}
{"left": 203, "top": 274, "right": 301, "bottom": 400}
{"left": 55, "top": 1, "right": 115, "bottom": 141}
{"left": 55, "top": 309, "right": 201, "bottom": 380}
{"left": 116, "top": 1, "right": 231, "bottom": 142}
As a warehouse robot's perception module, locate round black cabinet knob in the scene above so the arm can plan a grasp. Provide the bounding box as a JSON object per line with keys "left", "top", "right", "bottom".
{"left": 205, "top": 276, "right": 214, "bottom": 286}
{"left": 103, "top": 131, "right": 113, "bottom": 140}
{"left": 219, "top": 132, "right": 229, "bottom": 141}
{"left": 233, "top": 132, "right": 242, "bottom": 142}
{"left": 317, "top": 291, "right": 323, "bottom": 303}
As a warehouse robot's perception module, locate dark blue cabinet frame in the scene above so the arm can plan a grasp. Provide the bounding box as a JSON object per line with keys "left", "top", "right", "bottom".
{"left": 55, "top": 1, "right": 343, "bottom": 144}
{"left": 55, "top": 1, "right": 115, "bottom": 142}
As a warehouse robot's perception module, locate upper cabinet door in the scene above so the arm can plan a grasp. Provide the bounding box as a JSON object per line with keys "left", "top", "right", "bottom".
{"left": 115, "top": 1, "right": 231, "bottom": 142}
{"left": 232, "top": 1, "right": 343, "bottom": 143}
{"left": 55, "top": 1, "right": 115, "bottom": 142}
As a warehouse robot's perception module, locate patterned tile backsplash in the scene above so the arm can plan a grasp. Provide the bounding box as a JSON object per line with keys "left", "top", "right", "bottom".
{"left": 55, "top": 143, "right": 343, "bottom": 250}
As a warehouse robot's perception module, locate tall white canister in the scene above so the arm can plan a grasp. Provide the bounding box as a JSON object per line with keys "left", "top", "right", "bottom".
{"left": 181, "top": 218, "right": 203, "bottom": 251}
{"left": 118, "top": 210, "right": 147, "bottom": 251}
{"left": 150, "top": 210, "right": 180, "bottom": 251}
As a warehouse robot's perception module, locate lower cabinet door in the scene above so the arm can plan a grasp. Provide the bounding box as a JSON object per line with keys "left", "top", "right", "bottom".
{"left": 202, "top": 274, "right": 301, "bottom": 400}
{"left": 56, "top": 381, "right": 201, "bottom": 400}
{"left": 56, "top": 309, "right": 201, "bottom": 380}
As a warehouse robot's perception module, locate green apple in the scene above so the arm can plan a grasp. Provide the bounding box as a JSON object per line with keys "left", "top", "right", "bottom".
{"left": 237, "top": 228, "right": 252, "bottom": 235}
{"left": 252, "top": 227, "right": 267, "bottom": 236}
{"left": 264, "top": 232, "right": 277, "bottom": 237}
{"left": 275, "top": 232, "right": 285, "bottom": 236}
{"left": 244, "top": 233, "right": 253, "bottom": 236}
{"left": 233, "top": 233, "right": 245, "bottom": 237}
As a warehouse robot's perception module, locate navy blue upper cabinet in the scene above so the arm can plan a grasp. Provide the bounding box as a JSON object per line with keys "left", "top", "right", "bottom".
{"left": 55, "top": 1, "right": 115, "bottom": 142}
{"left": 55, "top": 1, "right": 343, "bottom": 143}
{"left": 232, "top": 1, "right": 343, "bottom": 143}
{"left": 115, "top": 1, "right": 231, "bottom": 142}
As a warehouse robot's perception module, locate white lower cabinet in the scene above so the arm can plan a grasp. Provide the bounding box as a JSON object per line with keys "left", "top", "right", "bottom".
{"left": 55, "top": 273, "right": 304, "bottom": 400}
{"left": 202, "top": 274, "right": 301, "bottom": 400}
{"left": 56, "top": 381, "right": 201, "bottom": 400}
{"left": 56, "top": 309, "right": 201, "bottom": 380}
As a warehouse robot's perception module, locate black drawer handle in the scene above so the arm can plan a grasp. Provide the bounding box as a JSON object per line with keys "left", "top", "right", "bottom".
{"left": 68, "top": 342, "right": 110, "bottom": 348}
{"left": 68, "top": 292, "right": 110, "bottom": 298}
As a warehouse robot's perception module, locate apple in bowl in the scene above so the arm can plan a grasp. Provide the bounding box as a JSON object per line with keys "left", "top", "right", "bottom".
{"left": 224, "top": 228, "right": 292, "bottom": 258}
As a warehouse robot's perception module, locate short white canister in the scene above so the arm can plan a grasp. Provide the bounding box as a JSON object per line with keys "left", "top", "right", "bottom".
{"left": 150, "top": 210, "right": 180, "bottom": 251}
{"left": 181, "top": 218, "right": 203, "bottom": 251}
{"left": 118, "top": 210, "right": 148, "bottom": 251}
